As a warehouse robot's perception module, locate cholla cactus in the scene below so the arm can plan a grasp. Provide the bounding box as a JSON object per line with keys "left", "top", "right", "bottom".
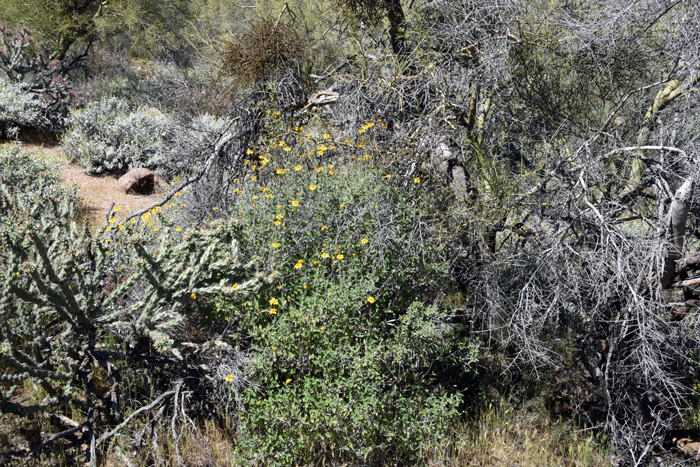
{"left": 0, "top": 23, "right": 72, "bottom": 131}
{"left": 0, "top": 191, "right": 265, "bottom": 462}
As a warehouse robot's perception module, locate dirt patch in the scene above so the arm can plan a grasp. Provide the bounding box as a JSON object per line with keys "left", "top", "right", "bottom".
{"left": 6, "top": 143, "right": 166, "bottom": 229}
{"left": 60, "top": 164, "right": 164, "bottom": 229}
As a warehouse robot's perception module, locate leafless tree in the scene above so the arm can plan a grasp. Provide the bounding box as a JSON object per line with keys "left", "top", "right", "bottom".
{"left": 306, "top": 0, "right": 700, "bottom": 461}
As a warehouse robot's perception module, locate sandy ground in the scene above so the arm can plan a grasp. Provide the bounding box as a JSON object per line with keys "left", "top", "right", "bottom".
{"left": 60, "top": 164, "right": 164, "bottom": 227}
{"left": 10, "top": 143, "right": 164, "bottom": 228}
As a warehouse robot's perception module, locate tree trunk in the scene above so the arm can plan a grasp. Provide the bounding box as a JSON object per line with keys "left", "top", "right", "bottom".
{"left": 662, "top": 178, "right": 694, "bottom": 288}
{"left": 385, "top": 0, "right": 408, "bottom": 56}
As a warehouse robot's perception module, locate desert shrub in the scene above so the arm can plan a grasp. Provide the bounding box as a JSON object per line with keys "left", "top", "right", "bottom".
{"left": 62, "top": 97, "right": 174, "bottom": 175}
{"left": 197, "top": 140, "right": 474, "bottom": 464}
{"left": 0, "top": 81, "right": 52, "bottom": 138}
{"left": 222, "top": 19, "right": 307, "bottom": 86}
{"left": 63, "top": 97, "right": 232, "bottom": 176}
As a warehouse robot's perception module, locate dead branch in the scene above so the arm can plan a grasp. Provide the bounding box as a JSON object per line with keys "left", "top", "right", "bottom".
{"left": 96, "top": 389, "right": 176, "bottom": 447}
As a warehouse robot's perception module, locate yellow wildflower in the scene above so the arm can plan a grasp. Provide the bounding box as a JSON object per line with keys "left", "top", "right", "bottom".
{"left": 295, "top": 165, "right": 302, "bottom": 171}
{"left": 309, "top": 185, "right": 317, "bottom": 191}
{"left": 337, "top": 254, "right": 344, "bottom": 260}
{"left": 269, "top": 298, "right": 279, "bottom": 305}
{"left": 226, "top": 374, "right": 234, "bottom": 382}
{"left": 269, "top": 308, "right": 277, "bottom": 314}
{"left": 361, "top": 238, "right": 369, "bottom": 244}
{"left": 292, "top": 200, "right": 299, "bottom": 207}
{"left": 232, "top": 283, "right": 238, "bottom": 290}
{"left": 272, "top": 242, "right": 281, "bottom": 248}
{"left": 294, "top": 260, "right": 303, "bottom": 270}
{"left": 276, "top": 168, "right": 285, "bottom": 174}
{"left": 191, "top": 293, "right": 197, "bottom": 299}
{"left": 414, "top": 177, "right": 421, "bottom": 183}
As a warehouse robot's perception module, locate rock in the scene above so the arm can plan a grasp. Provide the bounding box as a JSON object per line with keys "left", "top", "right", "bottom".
{"left": 117, "top": 168, "right": 166, "bottom": 195}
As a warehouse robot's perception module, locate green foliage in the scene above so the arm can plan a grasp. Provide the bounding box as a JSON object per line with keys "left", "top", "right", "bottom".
{"left": 203, "top": 140, "right": 474, "bottom": 464}
{"left": 0, "top": 0, "right": 101, "bottom": 60}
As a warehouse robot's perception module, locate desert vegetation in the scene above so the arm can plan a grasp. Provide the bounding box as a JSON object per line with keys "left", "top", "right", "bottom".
{"left": 2, "top": 0, "right": 700, "bottom": 465}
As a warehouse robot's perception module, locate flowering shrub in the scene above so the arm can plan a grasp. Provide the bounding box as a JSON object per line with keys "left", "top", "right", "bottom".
{"left": 201, "top": 138, "right": 475, "bottom": 464}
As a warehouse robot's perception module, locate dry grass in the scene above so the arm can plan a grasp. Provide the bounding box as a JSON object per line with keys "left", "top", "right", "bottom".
{"left": 427, "top": 401, "right": 611, "bottom": 467}
{"left": 103, "top": 419, "right": 238, "bottom": 467}
{"left": 96, "top": 404, "right": 611, "bottom": 467}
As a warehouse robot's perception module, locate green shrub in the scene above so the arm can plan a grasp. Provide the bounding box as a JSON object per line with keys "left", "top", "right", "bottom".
{"left": 203, "top": 141, "right": 474, "bottom": 464}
